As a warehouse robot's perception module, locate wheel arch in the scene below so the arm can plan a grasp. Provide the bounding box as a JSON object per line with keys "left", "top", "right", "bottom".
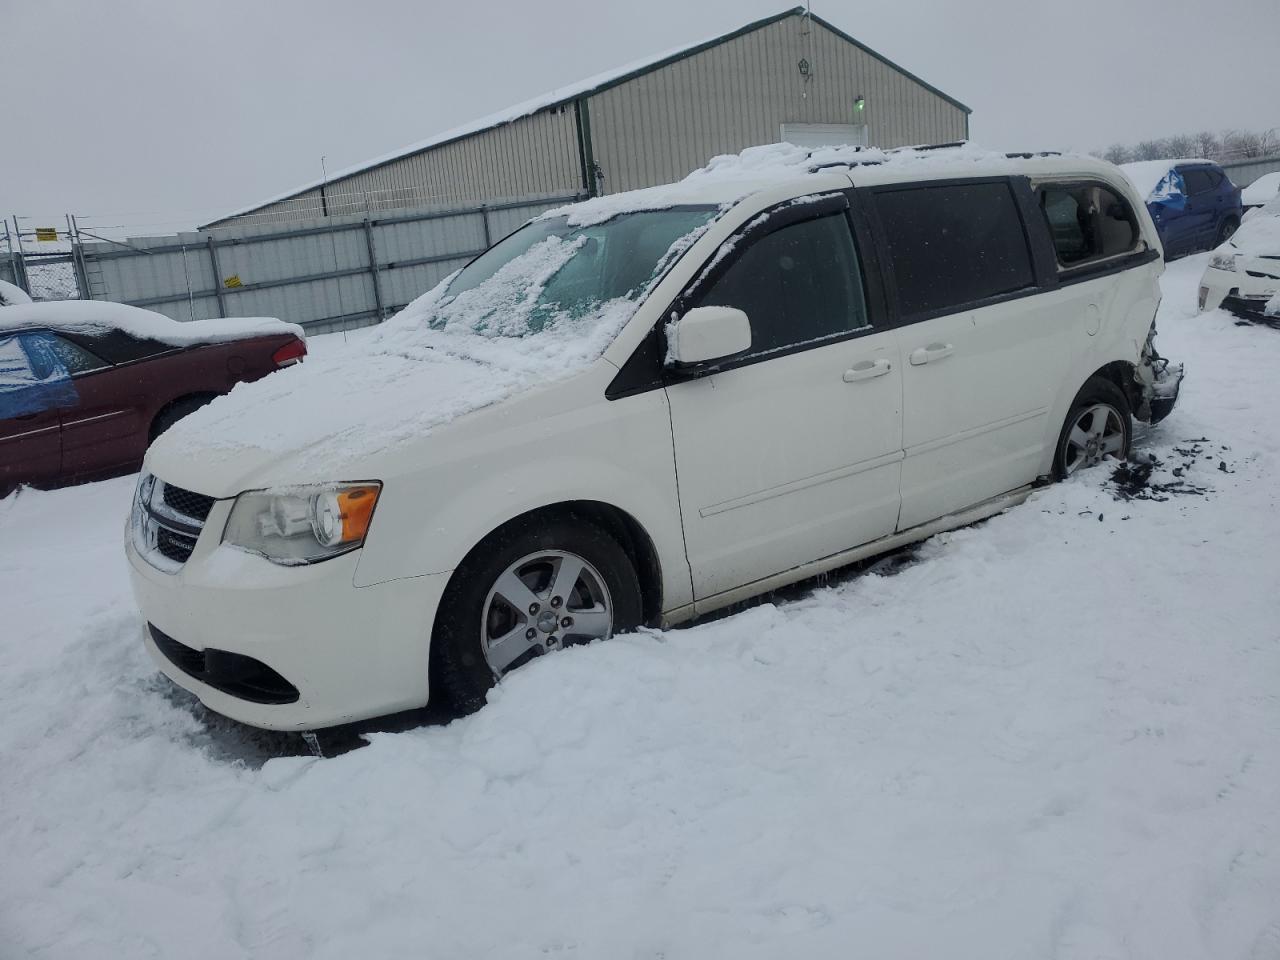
{"left": 149, "top": 391, "right": 220, "bottom": 442}
{"left": 1088, "top": 360, "right": 1141, "bottom": 416}
{"left": 437, "top": 499, "right": 666, "bottom": 631}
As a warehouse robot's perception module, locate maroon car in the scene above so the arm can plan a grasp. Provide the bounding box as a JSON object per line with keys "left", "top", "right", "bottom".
{"left": 1, "top": 301, "right": 305, "bottom": 494}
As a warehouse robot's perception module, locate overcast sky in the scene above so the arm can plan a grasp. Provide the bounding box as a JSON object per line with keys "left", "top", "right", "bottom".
{"left": 3, "top": 0, "right": 1276, "bottom": 236}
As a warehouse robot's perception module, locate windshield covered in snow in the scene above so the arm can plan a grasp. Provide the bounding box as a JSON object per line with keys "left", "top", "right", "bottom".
{"left": 426, "top": 207, "right": 718, "bottom": 337}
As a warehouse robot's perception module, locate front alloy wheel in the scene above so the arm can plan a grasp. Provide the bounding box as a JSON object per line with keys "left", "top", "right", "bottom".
{"left": 430, "top": 516, "right": 644, "bottom": 715}
{"left": 482, "top": 550, "right": 614, "bottom": 676}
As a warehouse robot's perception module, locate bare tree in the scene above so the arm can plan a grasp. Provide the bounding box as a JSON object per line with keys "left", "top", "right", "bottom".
{"left": 1195, "top": 130, "right": 1222, "bottom": 159}
{"left": 1101, "top": 143, "right": 1131, "bottom": 164}
{"left": 1222, "top": 129, "right": 1266, "bottom": 159}
{"left": 1164, "top": 134, "right": 1196, "bottom": 158}
{"left": 1132, "top": 140, "right": 1166, "bottom": 161}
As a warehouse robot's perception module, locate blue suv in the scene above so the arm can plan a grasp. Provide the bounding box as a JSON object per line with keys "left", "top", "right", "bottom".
{"left": 1121, "top": 159, "right": 1242, "bottom": 259}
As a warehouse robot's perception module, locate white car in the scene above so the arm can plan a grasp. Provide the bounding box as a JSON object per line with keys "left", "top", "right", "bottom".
{"left": 1199, "top": 194, "right": 1280, "bottom": 319}
{"left": 127, "top": 144, "right": 1183, "bottom": 730}
{"left": 1241, "top": 172, "right": 1280, "bottom": 212}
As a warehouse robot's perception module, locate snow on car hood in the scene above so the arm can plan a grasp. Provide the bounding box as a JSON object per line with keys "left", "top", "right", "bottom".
{"left": 0, "top": 300, "right": 301, "bottom": 345}
{"left": 147, "top": 238, "right": 643, "bottom": 493}
{"left": 1229, "top": 197, "right": 1280, "bottom": 254}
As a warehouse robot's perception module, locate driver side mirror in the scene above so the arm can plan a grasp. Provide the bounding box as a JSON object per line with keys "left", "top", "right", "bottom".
{"left": 667, "top": 306, "right": 752, "bottom": 367}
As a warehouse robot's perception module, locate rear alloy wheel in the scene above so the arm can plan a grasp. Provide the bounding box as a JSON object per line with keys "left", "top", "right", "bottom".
{"left": 1216, "top": 218, "right": 1239, "bottom": 246}
{"left": 1054, "top": 377, "right": 1132, "bottom": 478}
{"left": 430, "top": 517, "right": 643, "bottom": 715}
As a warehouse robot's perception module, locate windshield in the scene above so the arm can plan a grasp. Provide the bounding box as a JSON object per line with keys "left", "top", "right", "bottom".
{"left": 423, "top": 207, "right": 717, "bottom": 338}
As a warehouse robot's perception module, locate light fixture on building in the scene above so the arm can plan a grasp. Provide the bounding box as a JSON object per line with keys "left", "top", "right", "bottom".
{"left": 798, "top": 58, "right": 811, "bottom": 79}
{"left": 855, "top": 95, "right": 865, "bottom": 112}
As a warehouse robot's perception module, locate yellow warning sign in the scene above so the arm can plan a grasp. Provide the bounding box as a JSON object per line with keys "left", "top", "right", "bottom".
{"left": 35, "top": 227, "right": 58, "bottom": 242}
{"left": 223, "top": 275, "right": 243, "bottom": 289}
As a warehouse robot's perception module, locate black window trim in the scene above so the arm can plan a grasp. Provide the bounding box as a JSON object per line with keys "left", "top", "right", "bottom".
{"left": 606, "top": 191, "right": 890, "bottom": 398}
{"left": 1033, "top": 177, "right": 1154, "bottom": 281}
{"left": 864, "top": 175, "right": 1042, "bottom": 327}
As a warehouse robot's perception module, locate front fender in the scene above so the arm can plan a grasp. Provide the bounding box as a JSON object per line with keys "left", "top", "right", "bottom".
{"left": 352, "top": 385, "right": 693, "bottom": 613}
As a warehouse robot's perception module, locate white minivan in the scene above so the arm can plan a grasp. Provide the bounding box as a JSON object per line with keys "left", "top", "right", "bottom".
{"left": 127, "top": 144, "right": 1182, "bottom": 730}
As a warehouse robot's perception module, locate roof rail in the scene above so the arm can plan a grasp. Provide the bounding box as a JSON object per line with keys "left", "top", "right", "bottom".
{"left": 1004, "top": 151, "right": 1063, "bottom": 159}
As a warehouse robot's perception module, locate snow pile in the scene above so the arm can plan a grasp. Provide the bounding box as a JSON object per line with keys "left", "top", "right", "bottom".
{"left": 0, "top": 300, "right": 302, "bottom": 346}
{"left": 0, "top": 278, "right": 32, "bottom": 306}
{"left": 2, "top": 254, "right": 1280, "bottom": 958}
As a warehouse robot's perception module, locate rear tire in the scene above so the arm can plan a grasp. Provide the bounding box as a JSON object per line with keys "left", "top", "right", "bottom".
{"left": 1053, "top": 377, "right": 1132, "bottom": 480}
{"left": 430, "top": 515, "right": 643, "bottom": 716}
{"left": 149, "top": 394, "right": 216, "bottom": 443}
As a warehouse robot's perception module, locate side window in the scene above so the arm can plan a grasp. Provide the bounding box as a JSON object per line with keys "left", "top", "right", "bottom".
{"left": 1180, "top": 168, "right": 1214, "bottom": 195}
{"left": 41, "top": 334, "right": 109, "bottom": 375}
{"left": 693, "top": 212, "right": 869, "bottom": 357}
{"left": 873, "top": 181, "right": 1035, "bottom": 318}
{"left": 1039, "top": 182, "right": 1139, "bottom": 267}
{"left": 0, "top": 333, "right": 79, "bottom": 419}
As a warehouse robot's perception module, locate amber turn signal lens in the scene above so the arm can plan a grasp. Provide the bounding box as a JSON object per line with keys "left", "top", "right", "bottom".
{"left": 336, "top": 485, "right": 380, "bottom": 544}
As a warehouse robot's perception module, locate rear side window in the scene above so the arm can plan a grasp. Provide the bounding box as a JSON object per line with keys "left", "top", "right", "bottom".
{"left": 873, "top": 182, "right": 1034, "bottom": 318}
{"left": 38, "top": 333, "right": 109, "bottom": 375}
{"left": 1039, "top": 183, "right": 1139, "bottom": 267}
{"left": 694, "top": 212, "right": 869, "bottom": 357}
{"left": 1180, "top": 167, "right": 1216, "bottom": 195}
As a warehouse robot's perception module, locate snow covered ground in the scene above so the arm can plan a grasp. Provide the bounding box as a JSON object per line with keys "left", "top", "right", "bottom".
{"left": 2, "top": 254, "right": 1279, "bottom": 959}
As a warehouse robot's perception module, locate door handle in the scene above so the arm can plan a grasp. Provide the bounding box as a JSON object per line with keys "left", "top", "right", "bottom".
{"left": 909, "top": 342, "right": 955, "bottom": 365}
{"left": 843, "top": 358, "right": 892, "bottom": 383}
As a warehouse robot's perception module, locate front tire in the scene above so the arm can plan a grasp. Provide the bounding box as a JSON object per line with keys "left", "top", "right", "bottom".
{"left": 430, "top": 516, "right": 643, "bottom": 715}
{"left": 1053, "top": 377, "right": 1132, "bottom": 479}
{"left": 1215, "top": 217, "right": 1239, "bottom": 247}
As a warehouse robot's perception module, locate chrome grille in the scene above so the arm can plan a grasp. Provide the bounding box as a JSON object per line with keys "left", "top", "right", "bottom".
{"left": 132, "top": 474, "right": 215, "bottom": 571}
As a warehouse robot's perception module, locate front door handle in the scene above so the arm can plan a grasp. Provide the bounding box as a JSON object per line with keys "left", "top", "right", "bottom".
{"left": 909, "top": 342, "right": 955, "bottom": 366}
{"left": 843, "top": 358, "right": 893, "bottom": 383}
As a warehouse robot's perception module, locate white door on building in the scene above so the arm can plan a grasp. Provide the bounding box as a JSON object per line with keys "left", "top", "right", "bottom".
{"left": 780, "top": 123, "right": 870, "bottom": 149}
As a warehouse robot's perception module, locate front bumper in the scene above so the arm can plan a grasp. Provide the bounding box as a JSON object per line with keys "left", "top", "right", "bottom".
{"left": 127, "top": 530, "right": 451, "bottom": 731}
{"left": 1200, "top": 261, "right": 1280, "bottom": 316}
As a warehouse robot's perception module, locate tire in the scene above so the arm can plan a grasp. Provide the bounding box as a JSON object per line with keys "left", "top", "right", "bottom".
{"left": 1053, "top": 376, "right": 1132, "bottom": 480}
{"left": 430, "top": 515, "right": 644, "bottom": 715}
{"left": 1215, "top": 217, "right": 1239, "bottom": 247}
{"left": 149, "top": 394, "right": 215, "bottom": 443}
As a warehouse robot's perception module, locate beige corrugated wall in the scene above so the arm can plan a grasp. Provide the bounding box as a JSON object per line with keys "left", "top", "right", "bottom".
{"left": 587, "top": 17, "right": 967, "bottom": 194}
{"left": 214, "top": 107, "right": 582, "bottom": 227}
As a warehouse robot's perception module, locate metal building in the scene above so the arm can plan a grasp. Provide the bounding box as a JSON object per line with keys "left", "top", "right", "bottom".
{"left": 203, "top": 7, "right": 970, "bottom": 229}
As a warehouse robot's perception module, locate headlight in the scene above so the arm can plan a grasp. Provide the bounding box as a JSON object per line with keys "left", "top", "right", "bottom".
{"left": 222, "top": 482, "right": 382, "bottom": 565}
{"left": 1209, "top": 251, "right": 1239, "bottom": 272}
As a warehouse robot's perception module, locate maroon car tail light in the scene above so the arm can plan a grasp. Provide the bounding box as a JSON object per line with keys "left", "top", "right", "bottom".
{"left": 272, "top": 338, "right": 307, "bottom": 368}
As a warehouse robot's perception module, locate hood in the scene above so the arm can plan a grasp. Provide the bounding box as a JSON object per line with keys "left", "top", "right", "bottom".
{"left": 145, "top": 347, "right": 535, "bottom": 495}
{"left": 1229, "top": 204, "right": 1280, "bottom": 256}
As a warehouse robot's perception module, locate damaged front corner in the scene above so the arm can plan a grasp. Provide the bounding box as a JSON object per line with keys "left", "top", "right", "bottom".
{"left": 1132, "top": 326, "right": 1184, "bottom": 424}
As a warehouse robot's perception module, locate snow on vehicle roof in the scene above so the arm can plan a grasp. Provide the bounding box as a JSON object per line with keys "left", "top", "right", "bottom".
{"left": 1242, "top": 172, "right": 1280, "bottom": 207}
{"left": 1119, "top": 159, "right": 1213, "bottom": 201}
{"left": 0, "top": 279, "right": 33, "bottom": 307}
{"left": 0, "top": 300, "right": 303, "bottom": 346}
{"left": 543, "top": 142, "right": 1111, "bottom": 227}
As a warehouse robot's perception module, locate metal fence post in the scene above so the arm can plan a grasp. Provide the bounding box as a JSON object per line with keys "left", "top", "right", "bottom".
{"left": 67, "top": 215, "right": 91, "bottom": 300}
{"left": 205, "top": 236, "right": 227, "bottom": 318}
{"left": 362, "top": 218, "right": 385, "bottom": 321}
{"left": 480, "top": 205, "right": 491, "bottom": 248}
